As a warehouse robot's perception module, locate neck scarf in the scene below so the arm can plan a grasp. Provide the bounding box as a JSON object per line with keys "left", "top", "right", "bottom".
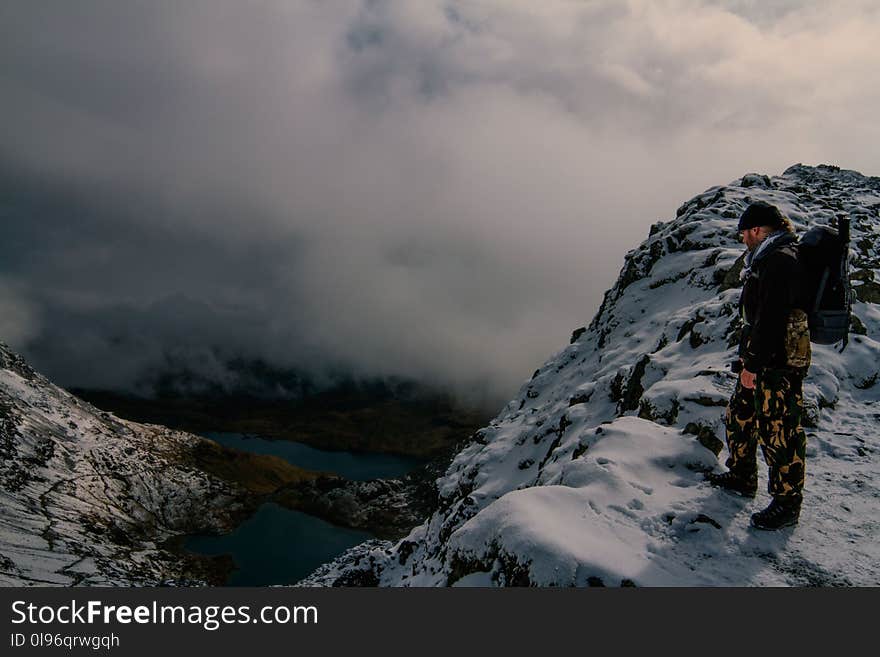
{"left": 740, "top": 229, "right": 786, "bottom": 282}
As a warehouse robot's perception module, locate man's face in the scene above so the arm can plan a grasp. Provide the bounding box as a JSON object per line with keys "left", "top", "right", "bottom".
{"left": 739, "top": 227, "right": 763, "bottom": 251}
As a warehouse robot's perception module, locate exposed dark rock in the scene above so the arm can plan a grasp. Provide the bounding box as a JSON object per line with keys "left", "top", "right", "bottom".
{"left": 719, "top": 253, "right": 746, "bottom": 292}
{"left": 558, "top": 414, "right": 573, "bottom": 434}
{"left": 397, "top": 540, "right": 417, "bottom": 566}
{"left": 854, "top": 280, "right": 880, "bottom": 303}
{"left": 676, "top": 314, "right": 706, "bottom": 344}
{"left": 616, "top": 240, "right": 665, "bottom": 297}
{"left": 687, "top": 395, "right": 728, "bottom": 407}
{"left": 639, "top": 397, "right": 680, "bottom": 425}
{"left": 437, "top": 495, "right": 479, "bottom": 544}
{"left": 740, "top": 173, "right": 772, "bottom": 188}
{"left": 333, "top": 566, "right": 381, "bottom": 587}
{"left": 802, "top": 399, "right": 820, "bottom": 429}
{"left": 855, "top": 238, "right": 874, "bottom": 257}
{"left": 703, "top": 250, "right": 722, "bottom": 268}
{"left": 590, "top": 289, "right": 614, "bottom": 333}
{"left": 726, "top": 321, "right": 744, "bottom": 349}
{"left": 665, "top": 223, "right": 702, "bottom": 253}
{"left": 0, "top": 553, "right": 17, "bottom": 573}
{"left": 691, "top": 514, "right": 722, "bottom": 529}
{"left": 649, "top": 270, "right": 689, "bottom": 289}
{"left": 570, "top": 327, "right": 587, "bottom": 343}
{"left": 468, "top": 429, "right": 488, "bottom": 446}
{"left": 609, "top": 371, "right": 625, "bottom": 404}
{"left": 675, "top": 188, "right": 725, "bottom": 218}
{"left": 654, "top": 334, "right": 670, "bottom": 352}
{"left": 683, "top": 422, "right": 724, "bottom": 456}
{"left": 818, "top": 394, "right": 837, "bottom": 410}
{"left": 537, "top": 415, "right": 571, "bottom": 470}
{"left": 615, "top": 355, "right": 650, "bottom": 414}
{"left": 447, "top": 543, "right": 533, "bottom": 586}
{"left": 617, "top": 255, "right": 643, "bottom": 294}
{"left": 447, "top": 553, "right": 489, "bottom": 586}
{"left": 689, "top": 327, "right": 709, "bottom": 349}
{"left": 851, "top": 314, "right": 867, "bottom": 336}
{"left": 568, "top": 391, "right": 593, "bottom": 407}
{"left": 0, "top": 344, "right": 38, "bottom": 382}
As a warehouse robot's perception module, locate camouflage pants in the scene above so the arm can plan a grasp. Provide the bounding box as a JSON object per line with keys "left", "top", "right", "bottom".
{"left": 724, "top": 368, "right": 807, "bottom": 502}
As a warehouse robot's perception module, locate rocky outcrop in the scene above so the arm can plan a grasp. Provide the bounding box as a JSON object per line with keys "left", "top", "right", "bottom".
{"left": 0, "top": 341, "right": 262, "bottom": 585}
{"left": 275, "top": 458, "right": 445, "bottom": 540}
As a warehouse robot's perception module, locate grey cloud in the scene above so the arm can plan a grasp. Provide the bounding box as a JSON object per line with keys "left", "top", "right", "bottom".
{"left": 1, "top": 1, "right": 878, "bottom": 408}
{"left": 0, "top": 278, "right": 36, "bottom": 348}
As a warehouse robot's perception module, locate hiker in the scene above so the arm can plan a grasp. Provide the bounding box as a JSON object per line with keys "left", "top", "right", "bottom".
{"left": 708, "top": 201, "right": 811, "bottom": 530}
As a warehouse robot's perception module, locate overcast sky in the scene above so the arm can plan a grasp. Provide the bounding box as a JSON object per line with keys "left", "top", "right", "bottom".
{"left": 2, "top": 0, "right": 879, "bottom": 407}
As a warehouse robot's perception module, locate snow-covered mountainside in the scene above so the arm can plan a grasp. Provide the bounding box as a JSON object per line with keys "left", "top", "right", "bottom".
{"left": 302, "top": 164, "right": 880, "bottom": 587}
{"left": 0, "top": 343, "right": 251, "bottom": 585}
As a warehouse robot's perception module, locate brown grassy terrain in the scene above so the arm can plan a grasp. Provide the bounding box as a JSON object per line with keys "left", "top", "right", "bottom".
{"left": 72, "top": 385, "right": 491, "bottom": 458}
{"left": 188, "top": 437, "right": 332, "bottom": 494}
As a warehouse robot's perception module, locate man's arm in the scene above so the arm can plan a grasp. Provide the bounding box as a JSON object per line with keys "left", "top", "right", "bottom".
{"left": 742, "top": 253, "right": 797, "bottom": 373}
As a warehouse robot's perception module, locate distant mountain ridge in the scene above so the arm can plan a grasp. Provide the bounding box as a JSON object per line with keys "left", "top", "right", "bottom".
{"left": 301, "top": 164, "right": 880, "bottom": 586}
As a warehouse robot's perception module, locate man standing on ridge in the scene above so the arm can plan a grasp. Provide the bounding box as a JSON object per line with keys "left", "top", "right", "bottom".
{"left": 708, "top": 201, "right": 811, "bottom": 530}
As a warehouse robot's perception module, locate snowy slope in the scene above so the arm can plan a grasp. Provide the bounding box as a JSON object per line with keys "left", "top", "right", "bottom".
{"left": 0, "top": 343, "right": 250, "bottom": 586}
{"left": 301, "top": 164, "right": 880, "bottom": 587}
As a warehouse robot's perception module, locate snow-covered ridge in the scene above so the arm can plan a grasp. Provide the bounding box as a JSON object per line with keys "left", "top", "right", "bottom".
{"left": 0, "top": 342, "right": 248, "bottom": 585}
{"left": 302, "top": 164, "right": 880, "bottom": 587}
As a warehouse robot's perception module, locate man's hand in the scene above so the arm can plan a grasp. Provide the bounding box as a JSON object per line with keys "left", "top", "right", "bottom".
{"left": 740, "top": 368, "right": 757, "bottom": 389}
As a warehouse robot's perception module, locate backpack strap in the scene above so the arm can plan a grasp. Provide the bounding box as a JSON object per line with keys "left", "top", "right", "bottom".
{"left": 838, "top": 216, "right": 851, "bottom": 352}
{"left": 813, "top": 267, "right": 830, "bottom": 315}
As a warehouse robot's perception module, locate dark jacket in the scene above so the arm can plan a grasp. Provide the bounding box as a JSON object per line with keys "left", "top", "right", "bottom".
{"left": 739, "top": 231, "right": 810, "bottom": 373}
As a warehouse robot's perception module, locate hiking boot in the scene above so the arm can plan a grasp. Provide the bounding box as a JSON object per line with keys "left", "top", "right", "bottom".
{"left": 706, "top": 471, "right": 757, "bottom": 498}
{"left": 750, "top": 498, "right": 801, "bottom": 530}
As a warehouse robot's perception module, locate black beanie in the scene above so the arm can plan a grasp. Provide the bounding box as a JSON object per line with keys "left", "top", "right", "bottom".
{"left": 738, "top": 201, "right": 784, "bottom": 231}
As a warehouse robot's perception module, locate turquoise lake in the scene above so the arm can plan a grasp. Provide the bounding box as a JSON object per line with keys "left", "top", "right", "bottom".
{"left": 199, "top": 431, "right": 425, "bottom": 480}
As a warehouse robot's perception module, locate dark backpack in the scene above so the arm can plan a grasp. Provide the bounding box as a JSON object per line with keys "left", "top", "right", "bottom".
{"left": 797, "top": 216, "right": 852, "bottom": 349}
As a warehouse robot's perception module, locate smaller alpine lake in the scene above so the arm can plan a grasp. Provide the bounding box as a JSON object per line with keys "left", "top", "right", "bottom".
{"left": 185, "top": 502, "right": 373, "bottom": 586}
{"left": 199, "top": 431, "right": 426, "bottom": 480}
